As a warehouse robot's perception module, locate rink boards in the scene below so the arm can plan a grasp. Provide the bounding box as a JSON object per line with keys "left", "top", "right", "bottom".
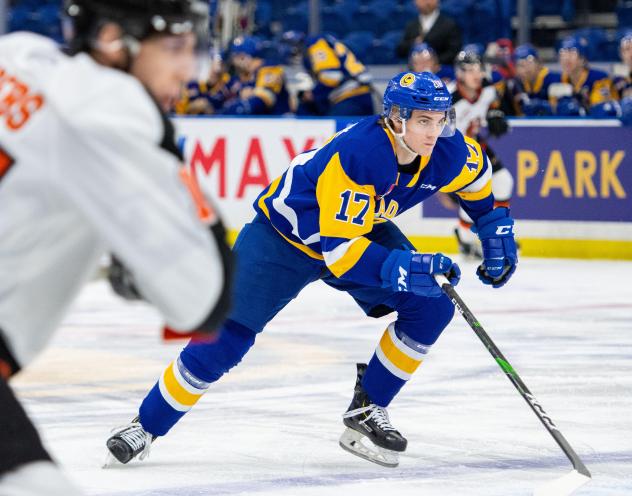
{"left": 173, "top": 116, "right": 632, "bottom": 259}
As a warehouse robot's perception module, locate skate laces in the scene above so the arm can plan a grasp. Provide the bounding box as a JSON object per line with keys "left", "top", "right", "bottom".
{"left": 343, "top": 404, "right": 396, "bottom": 431}
{"left": 110, "top": 422, "right": 153, "bottom": 460}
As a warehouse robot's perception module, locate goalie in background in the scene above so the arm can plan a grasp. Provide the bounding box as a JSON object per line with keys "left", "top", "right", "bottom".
{"left": 0, "top": 1, "right": 233, "bottom": 495}
{"left": 105, "top": 71, "right": 517, "bottom": 469}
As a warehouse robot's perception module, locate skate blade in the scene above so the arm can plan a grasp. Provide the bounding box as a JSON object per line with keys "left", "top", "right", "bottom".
{"left": 102, "top": 451, "right": 119, "bottom": 469}
{"left": 339, "top": 427, "right": 399, "bottom": 468}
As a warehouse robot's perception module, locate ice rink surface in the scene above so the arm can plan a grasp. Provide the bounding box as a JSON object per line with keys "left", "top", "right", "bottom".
{"left": 11, "top": 258, "right": 632, "bottom": 496}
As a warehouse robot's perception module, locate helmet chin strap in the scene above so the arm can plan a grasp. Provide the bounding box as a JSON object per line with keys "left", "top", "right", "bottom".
{"left": 384, "top": 117, "right": 418, "bottom": 157}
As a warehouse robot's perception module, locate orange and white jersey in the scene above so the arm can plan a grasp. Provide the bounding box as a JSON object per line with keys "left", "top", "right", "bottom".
{"left": 0, "top": 33, "right": 227, "bottom": 366}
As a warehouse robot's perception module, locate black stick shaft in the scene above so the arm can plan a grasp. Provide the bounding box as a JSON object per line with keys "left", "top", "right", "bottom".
{"left": 436, "top": 276, "right": 590, "bottom": 478}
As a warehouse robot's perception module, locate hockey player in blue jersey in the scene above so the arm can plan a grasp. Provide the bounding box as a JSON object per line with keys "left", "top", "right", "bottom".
{"left": 614, "top": 31, "right": 632, "bottom": 126}
{"left": 220, "top": 35, "right": 291, "bottom": 115}
{"left": 514, "top": 44, "right": 561, "bottom": 116}
{"left": 296, "top": 33, "right": 374, "bottom": 116}
{"left": 105, "top": 71, "right": 518, "bottom": 468}
{"left": 557, "top": 35, "right": 618, "bottom": 116}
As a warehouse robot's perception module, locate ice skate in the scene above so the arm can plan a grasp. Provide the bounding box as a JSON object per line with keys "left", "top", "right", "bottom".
{"left": 454, "top": 226, "right": 483, "bottom": 260}
{"left": 104, "top": 417, "right": 154, "bottom": 467}
{"left": 339, "top": 364, "right": 407, "bottom": 468}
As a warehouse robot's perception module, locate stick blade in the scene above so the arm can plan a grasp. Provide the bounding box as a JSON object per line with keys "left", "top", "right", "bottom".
{"left": 534, "top": 470, "right": 591, "bottom": 496}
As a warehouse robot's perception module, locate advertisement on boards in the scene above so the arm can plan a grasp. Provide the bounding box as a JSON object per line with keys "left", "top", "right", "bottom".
{"left": 422, "top": 121, "right": 631, "bottom": 223}
{"left": 174, "top": 117, "right": 336, "bottom": 230}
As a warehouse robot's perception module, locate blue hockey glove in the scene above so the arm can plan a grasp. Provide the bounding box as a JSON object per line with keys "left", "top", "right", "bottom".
{"left": 472, "top": 207, "right": 517, "bottom": 288}
{"left": 381, "top": 249, "right": 461, "bottom": 297}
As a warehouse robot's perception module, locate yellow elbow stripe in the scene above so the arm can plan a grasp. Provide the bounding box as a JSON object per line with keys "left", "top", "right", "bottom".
{"left": 158, "top": 361, "right": 207, "bottom": 412}
{"left": 375, "top": 324, "right": 427, "bottom": 380}
{"left": 326, "top": 237, "right": 371, "bottom": 277}
{"left": 456, "top": 179, "right": 493, "bottom": 201}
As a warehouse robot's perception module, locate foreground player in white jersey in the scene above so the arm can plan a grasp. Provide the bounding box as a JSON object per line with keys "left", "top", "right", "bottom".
{"left": 0, "top": 1, "right": 233, "bottom": 494}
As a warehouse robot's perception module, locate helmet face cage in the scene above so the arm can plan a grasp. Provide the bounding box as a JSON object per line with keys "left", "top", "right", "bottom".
{"left": 382, "top": 71, "right": 456, "bottom": 138}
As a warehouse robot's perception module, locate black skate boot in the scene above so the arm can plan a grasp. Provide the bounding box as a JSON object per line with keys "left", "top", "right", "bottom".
{"left": 454, "top": 227, "right": 482, "bottom": 260}
{"left": 104, "top": 417, "right": 155, "bottom": 466}
{"left": 339, "top": 363, "right": 407, "bottom": 467}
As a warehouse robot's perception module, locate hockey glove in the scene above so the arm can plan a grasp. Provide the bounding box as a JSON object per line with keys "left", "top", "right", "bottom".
{"left": 486, "top": 109, "right": 509, "bottom": 137}
{"left": 472, "top": 207, "right": 517, "bottom": 288}
{"left": 381, "top": 249, "right": 460, "bottom": 297}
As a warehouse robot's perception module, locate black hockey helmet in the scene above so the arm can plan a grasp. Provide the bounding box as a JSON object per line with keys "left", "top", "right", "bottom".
{"left": 454, "top": 49, "right": 483, "bottom": 70}
{"left": 63, "top": 0, "right": 209, "bottom": 54}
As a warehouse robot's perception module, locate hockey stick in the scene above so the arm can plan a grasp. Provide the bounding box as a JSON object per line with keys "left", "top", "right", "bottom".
{"left": 434, "top": 274, "right": 591, "bottom": 496}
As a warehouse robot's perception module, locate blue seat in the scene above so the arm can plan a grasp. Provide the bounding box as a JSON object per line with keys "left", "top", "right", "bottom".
{"left": 379, "top": 30, "right": 404, "bottom": 63}
{"left": 283, "top": 2, "right": 309, "bottom": 32}
{"left": 353, "top": 4, "right": 384, "bottom": 34}
{"left": 574, "top": 28, "right": 607, "bottom": 60}
{"left": 388, "top": 3, "right": 417, "bottom": 32}
{"left": 341, "top": 30, "right": 374, "bottom": 62}
{"left": 618, "top": 0, "right": 632, "bottom": 28}
{"left": 321, "top": 4, "right": 352, "bottom": 37}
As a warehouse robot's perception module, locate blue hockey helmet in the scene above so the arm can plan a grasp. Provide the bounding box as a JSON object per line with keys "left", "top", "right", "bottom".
{"left": 383, "top": 71, "right": 455, "bottom": 137}
{"left": 620, "top": 97, "right": 632, "bottom": 127}
{"left": 409, "top": 42, "right": 436, "bottom": 58}
{"left": 556, "top": 96, "right": 584, "bottom": 116}
{"left": 383, "top": 71, "right": 452, "bottom": 117}
{"left": 514, "top": 43, "right": 539, "bottom": 61}
{"left": 588, "top": 100, "right": 621, "bottom": 118}
{"left": 621, "top": 30, "right": 632, "bottom": 48}
{"left": 462, "top": 43, "right": 485, "bottom": 58}
{"left": 230, "top": 35, "right": 261, "bottom": 57}
{"left": 559, "top": 35, "right": 589, "bottom": 59}
{"left": 521, "top": 97, "right": 553, "bottom": 116}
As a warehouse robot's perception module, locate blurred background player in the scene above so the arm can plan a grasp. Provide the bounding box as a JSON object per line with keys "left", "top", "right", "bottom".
{"left": 513, "top": 43, "right": 561, "bottom": 116}
{"left": 614, "top": 31, "right": 632, "bottom": 126}
{"left": 0, "top": 1, "right": 233, "bottom": 495}
{"left": 446, "top": 50, "right": 515, "bottom": 257}
{"left": 557, "top": 34, "right": 619, "bottom": 117}
{"left": 104, "top": 71, "right": 517, "bottom": 470}
{"left": 408, "top": 42, "right": 454, "bottom": 83}
{"left": 174, "top": 48, "right": 232, "bottom": 115}
{"left": 293, "top": 33, "right": 374, "bottom": 116}
{"left": 220, "top": 35, "right": 290, "bottom": 115}
{"left": 396, "top": 0, "right": 462, "bottom": 64}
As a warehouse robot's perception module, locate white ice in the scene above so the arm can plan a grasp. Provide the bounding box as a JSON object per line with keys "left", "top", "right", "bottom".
{"left": 11, "top": 258, "right": 632, "bottom": 496}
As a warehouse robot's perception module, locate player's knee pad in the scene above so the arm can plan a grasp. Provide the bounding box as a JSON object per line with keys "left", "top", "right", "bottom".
{"left": 180, "top": 319, "right": 257, "bottom": 383}
{"left": 492, "top": 167, "right": 514, "bottom": 203}
{"left": 394, "top": 293, "right": 455, "bottom": 346}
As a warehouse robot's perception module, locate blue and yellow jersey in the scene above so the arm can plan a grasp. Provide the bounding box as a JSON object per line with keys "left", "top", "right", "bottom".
{"left": 303, "top": 35, "right": 372, "bottom": 110}
{"left": 254, "top": 116, "right": 493, "bottom": 287}
{"left": 223, "top": 60, "right": 290, "bottom": 115}
{"left": 174, "top": 72, "right": 232, "bottom": 115}
{"left": 614, "top": 70, "right": 632, "bottom": 100}
{"left": 517, "top": 67, "right": 561, "bottom": 101}
{"left": 561, "top": 68, "right": 616, "bottom": 108}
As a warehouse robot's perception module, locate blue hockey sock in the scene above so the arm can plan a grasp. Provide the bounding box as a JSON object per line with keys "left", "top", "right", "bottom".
{"left": 138, "top": 319, "right": 257, "bottom": 437}
{"left": 362, "top": 323, "right": 431, "bottom": 407}
{"left": 139, "top": 356, "right": 211, "bottom": 437}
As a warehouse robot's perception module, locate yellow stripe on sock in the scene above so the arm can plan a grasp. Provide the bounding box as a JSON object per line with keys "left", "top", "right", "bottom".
{"left": 378, "top": 329, "right": 422, "bottom": 375}
{"left": 162, "top": 362, "right": 204, "bottom": 408}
